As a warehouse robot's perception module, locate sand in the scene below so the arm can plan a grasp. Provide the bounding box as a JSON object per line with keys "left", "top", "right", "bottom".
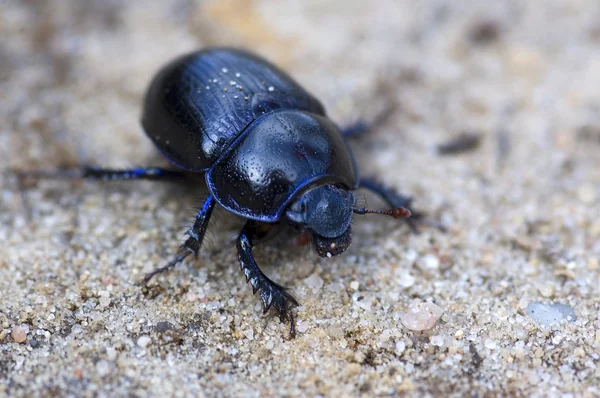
{"left": 1, "top": 1, "right": 599, "bottom": 396}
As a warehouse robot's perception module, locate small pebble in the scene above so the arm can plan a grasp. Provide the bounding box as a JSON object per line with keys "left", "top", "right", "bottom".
{"left": 395, "top": 340, "right": 406, "bottom": 355}
{"left": 99, "top": 294, "right": 111, "bottom": 308}
{"left": 11, "top": 326, "right": 27, "bottom": 343}
{"left": 484, "top": 338, "right": 497, "bottom": 350}
{"left": 420, "top": 254, "right": 440, "bottom": 270}
{"left": 430, "top": 335, "right": 445, "bottom": 347}
{"left": 243, "top": 329, "right": 254, "bottom": 340}
{"left": 304, "top": 273, "right": 324, "bottom": 292}
{"left": 538, "top": 284, "right": 555, "bottom": 298}
{"left": 155, "top": 321, "right": 174, "bottom": 333}
{"left": 137, "top": 335, "right": 151, "bottom": 348}
{"left": 526, "top": 302, "right": 577, "bottom": 326}
{"left": 401, "top": 302, "right": 444, "bottom": 331}
{"left": 106, "top": 346, "right": 118, "bottom": 361}
{"left": 96, "top": 360, "right": 111, "bottom": 377}
{"left": 296, "top": 320, "right": 309, "bottom": 334}
{"left": 577, "top": 184, "right": 596, "bottom": 204}
{"left": 350, "top": 281, "right": 360, "bottom": 291}
{"left": 398, "top": 273, "right": 415, "bottom": 288}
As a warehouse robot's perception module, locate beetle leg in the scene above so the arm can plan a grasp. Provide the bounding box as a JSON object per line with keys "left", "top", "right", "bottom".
{"left": 237, "top": 221, "right": 299, "bottom": 338}
{"left": 341, "top": 120, "right": 370, "bottom": 138}
{"left": 18, "top": 166, "right": 186, "bottom": 181}
{"left": 143, "top": 195, "right": 216, "bottom": 284}
{"left": 358, "top": 178, "right": 422, "bottom": 232}
{"left": 341, "top": 104, "right": 396, "bottom": 139}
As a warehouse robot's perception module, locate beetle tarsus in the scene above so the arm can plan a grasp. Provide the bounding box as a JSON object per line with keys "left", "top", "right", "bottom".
{"left": 143, "top": 195, "right": 216, "bottom": 285}
{"left": 237, "top": 222, "right": 299, "bottom": 337}
{"left": 143, "top": 248, "right": 193, "bottom": 285}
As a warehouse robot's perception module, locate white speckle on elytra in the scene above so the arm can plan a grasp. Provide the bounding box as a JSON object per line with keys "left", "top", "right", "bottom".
{"left": 268, "top": 86, "right": 275, "bottom": 92}
{"left": 221, "top": 67, "right": 228, "bottom": 73}
{"left": 326, "top": 252, "right": 332, "bottom": 258}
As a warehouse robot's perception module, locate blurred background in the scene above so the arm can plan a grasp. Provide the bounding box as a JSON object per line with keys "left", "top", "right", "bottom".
{"left": 1, "top": 1, "right": 599, "bottom": 396}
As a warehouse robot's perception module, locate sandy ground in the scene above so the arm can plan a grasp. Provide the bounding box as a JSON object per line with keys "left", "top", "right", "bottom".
{"left": 1, "top": 1, "right": 600, "bottom": 397}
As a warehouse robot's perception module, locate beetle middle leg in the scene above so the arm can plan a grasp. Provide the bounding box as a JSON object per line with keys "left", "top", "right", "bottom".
{"left": 237, "top": 221, "right": 299, "bottom": 337}
{"left": 143, "top": 195, "right": 216, "bottom": 284}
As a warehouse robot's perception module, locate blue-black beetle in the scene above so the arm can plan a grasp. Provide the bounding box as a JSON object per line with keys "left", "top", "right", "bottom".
{"left": 31, "top": 48, "right": 419, "bottom": 336}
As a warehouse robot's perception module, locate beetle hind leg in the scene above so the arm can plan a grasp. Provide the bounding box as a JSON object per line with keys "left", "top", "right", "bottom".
{"left": 17, "top": 166, "right": 187, "bottom": 181}
{"left": 237, "top": 221, "right": 299, "bottom": 337}
{"left": 143, "top": 195, "right": 216, "bottom": 284}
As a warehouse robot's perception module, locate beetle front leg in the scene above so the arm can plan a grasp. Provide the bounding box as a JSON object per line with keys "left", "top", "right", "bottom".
{"left": 341, "top": 104, "right": 395, "bottom": 139}
{"left": 143, "top": 195, "right": 216, "bottom": 284}
{"left": 237, "top": 221, "right": 299, "bottom": 337}
{"left": 341, "top": 120, "right": 370, "bottom": 138}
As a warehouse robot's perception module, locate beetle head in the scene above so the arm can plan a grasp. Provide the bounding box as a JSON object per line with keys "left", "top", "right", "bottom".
{"left": 286, "top": 185, "right": 355, "bottom": 257}
{"left": 286, "top": 184, "right": 413, "bottom": 258}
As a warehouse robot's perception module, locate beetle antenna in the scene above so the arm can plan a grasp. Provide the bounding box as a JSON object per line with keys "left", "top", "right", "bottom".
{"left": 353, "top": 207, "right": 411, "bottom": 219}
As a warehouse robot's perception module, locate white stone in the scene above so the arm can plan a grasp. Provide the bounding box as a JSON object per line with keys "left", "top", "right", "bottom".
{"left": 421, "top": 254, "right": 440, "bottom": 270}
{"left": 398, "top": 273, "right": 415, "bottom": 288}
{"left": 395, "top": 340, "right": 406, "bottom": 355}
{"left": 137, "top": 335, "right": 151, "bottom": 348}
{"left": 95, "top": 360, "right": 111, "bottom": 376}
{"left": 430, "top": 335, "right": 445, "bottom": 347}
{"left": 401, "top": 302, "right": 444, "bottom": 331}
{"left": 484, "top": 338, "right": 497, "bottom": 350}
{"left": 243, "top": 329, "right": 254, "bottom": 340}
{"left": 304, "top": 273, "right": 324, "bottom": 292}
{"left": 526, "top": 302, "right": 576, "bottom": 326}
{"left": 296, "top": 320, "right": 309, "bottom": 334}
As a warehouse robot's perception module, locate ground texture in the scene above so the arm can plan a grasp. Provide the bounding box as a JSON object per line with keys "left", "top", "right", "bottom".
{"left": 1, "top": 1, "right": 600, "bottom": 397}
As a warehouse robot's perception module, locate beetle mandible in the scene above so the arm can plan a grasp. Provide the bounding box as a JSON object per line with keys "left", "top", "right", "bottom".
{"left": 34, "top": 48, "right": 419, "bottom": 336}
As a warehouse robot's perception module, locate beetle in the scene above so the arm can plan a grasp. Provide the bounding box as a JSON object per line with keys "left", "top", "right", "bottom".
{"left": 31, "top": 48, "right": 419, "bottom": 336}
